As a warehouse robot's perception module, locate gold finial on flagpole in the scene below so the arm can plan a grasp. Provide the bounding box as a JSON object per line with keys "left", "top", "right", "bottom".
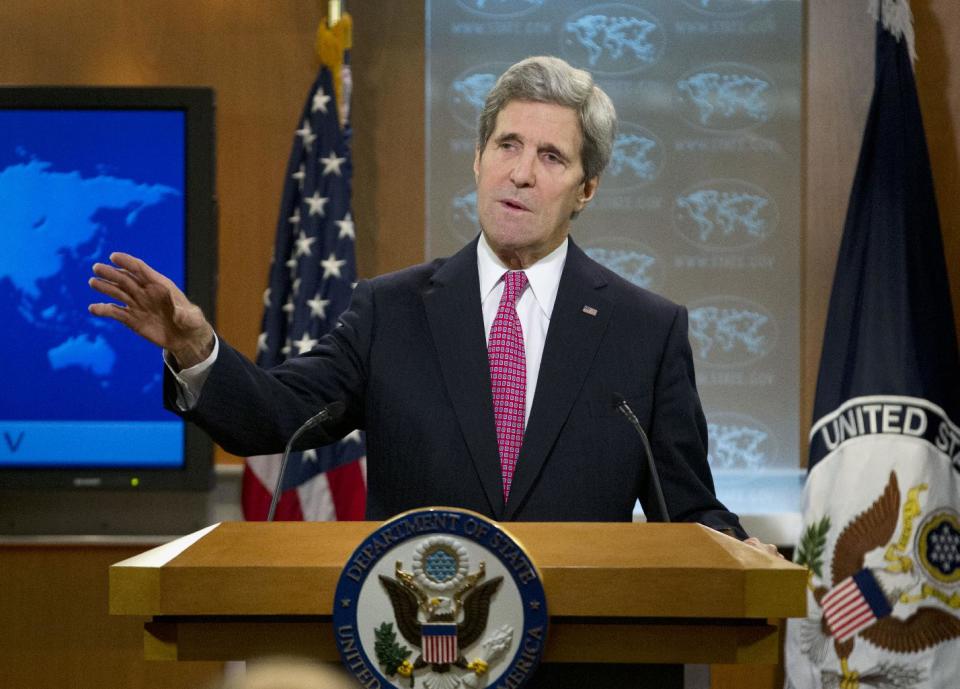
{"left": 328, "top": 0, "right": 341, "bottom": 28}
{"left": 316, "top": 2, "right": 352, "bottom": 127}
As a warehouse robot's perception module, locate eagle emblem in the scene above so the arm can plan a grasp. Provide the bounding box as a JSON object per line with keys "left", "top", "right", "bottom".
{"left": 797, "top": 471, "right": 960, "bottom": 688}
{"left": 376, "top": 536, "right": 509, "bottom": 687}
{"left": 333, "top": 509, "right": 546, "bottom": 689}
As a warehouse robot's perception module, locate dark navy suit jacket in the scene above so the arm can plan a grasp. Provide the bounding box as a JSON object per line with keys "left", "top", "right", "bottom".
{"left": 168, "top": 237, "right": 744, "bottom": 535}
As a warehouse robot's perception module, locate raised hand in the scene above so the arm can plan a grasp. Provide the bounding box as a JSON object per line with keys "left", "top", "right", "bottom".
{"left": 88, "top": 252, "right": 214, "bottom": 369}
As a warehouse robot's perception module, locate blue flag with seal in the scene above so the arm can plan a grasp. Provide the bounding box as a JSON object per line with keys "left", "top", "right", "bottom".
{"left": 785, "top": 3, "right": 960, "bottom": 688}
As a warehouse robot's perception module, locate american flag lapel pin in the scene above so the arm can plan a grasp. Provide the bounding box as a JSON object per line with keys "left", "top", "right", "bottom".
{"left": 582, "top": 305, "right": 598, "bottom": 317}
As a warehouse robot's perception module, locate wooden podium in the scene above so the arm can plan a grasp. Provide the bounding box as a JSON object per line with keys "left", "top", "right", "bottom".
{"left": 110, "top": 521, "right": 806, "bottom": 686}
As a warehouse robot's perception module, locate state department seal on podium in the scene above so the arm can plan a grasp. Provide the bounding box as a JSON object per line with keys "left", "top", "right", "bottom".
{"left": 333, "top": 508, "right": 548, "bottom": 689}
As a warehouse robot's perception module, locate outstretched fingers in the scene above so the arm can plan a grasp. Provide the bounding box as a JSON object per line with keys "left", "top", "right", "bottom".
{"left": 89, "top": 252, "right": 171, "bottom": 335}
{"left": 88, "top": 252, "right": 213, "bottom": 358}
{"left": 88, "top": 300, "right": 131, "bottom": 325}
{"left": 110, "top": 252, "right": 178, "bottom": 292}
{"left": 90, "top": 252, "right": 179, "bottom": 310}
{"left": 88, "top": 273, "right": 133, "bottom": 307}
{"left": 90, "top": 259, "right": 143, "bottom": 296}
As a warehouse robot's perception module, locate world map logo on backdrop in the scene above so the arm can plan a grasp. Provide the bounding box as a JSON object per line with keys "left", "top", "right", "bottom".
{"left": 603, "top": 122, "right": 665, "bottom": 191}
{"left": 449, "top": 186, "right": 481, "bottom": 244}
{"left": 706, "top": 411, "right": 778, "bottom": 471}
{"left": 688, "top": 296, "right": 776, "bottom": 367}
{"left": 561, "top": 4, "right": 666, "bottom": 75}
{"left": 456, "top": 0, "right": 546, "bottom": 19}
{"left": 582, "top": 236, "right": 663, "bottom": 291}
{"left": 680, "top": 0, "right": 772, "bottom": 17}
{"left": 676, "top": 63, "right": 777, "bottom": 132}
{"left": 0, "top": 153, "right": 178, "bottom": 413}
{"left": 448, "top": 63, "right": 509, "bottom": 131}
{"left": 673, "top": 178, "right": 777, "bottom": 251}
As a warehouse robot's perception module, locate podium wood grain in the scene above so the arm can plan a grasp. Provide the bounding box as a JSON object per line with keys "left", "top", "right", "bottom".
{"left": 111, "top": 521, "right": 805, "bottom": 666}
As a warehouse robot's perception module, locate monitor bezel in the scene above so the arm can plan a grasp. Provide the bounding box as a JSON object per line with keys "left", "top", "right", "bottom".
{"left": 0, "top": 85, "right": 217, "bottom": 492}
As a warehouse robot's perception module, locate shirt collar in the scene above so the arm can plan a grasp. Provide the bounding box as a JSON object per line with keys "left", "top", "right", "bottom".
{"left": 477, "top": 233, "right": 568, "bottom": 319}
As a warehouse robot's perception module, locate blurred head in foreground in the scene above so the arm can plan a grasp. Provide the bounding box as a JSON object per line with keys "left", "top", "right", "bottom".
{"left": 213, "top": 657, "right": 356, "bottom": 689}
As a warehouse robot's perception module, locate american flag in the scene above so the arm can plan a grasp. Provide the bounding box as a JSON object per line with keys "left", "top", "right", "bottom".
{"left": 241, "top": 63, "right": 367, "bottom": 521}
{"left": 421, "top": 623, "right": 459, "bottom": 664}
{"left": 821, "top": 569, "right": 892, "bottom": 642}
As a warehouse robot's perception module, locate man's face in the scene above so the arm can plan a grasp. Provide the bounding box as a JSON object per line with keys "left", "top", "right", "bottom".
{"left": 473, "top": 100, "right": 598, "bottom": 267}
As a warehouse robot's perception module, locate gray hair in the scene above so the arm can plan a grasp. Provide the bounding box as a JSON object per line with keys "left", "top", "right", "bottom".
{"left": 477, "top": 56, "right": 617, "bottom": 181}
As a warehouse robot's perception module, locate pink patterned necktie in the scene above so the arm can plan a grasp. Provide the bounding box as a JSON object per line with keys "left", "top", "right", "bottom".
{"left": 488, "top": 270, "right": 528, "bottom": 501}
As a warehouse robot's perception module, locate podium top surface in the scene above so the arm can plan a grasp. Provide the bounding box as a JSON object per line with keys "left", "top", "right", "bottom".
{"left": 111, "top": 521, "right": 806, "bottom": 620}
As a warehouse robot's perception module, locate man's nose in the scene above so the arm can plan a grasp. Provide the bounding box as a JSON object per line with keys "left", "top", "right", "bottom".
{"left": 509, "top": 152, "right": 536, "bottom": 187}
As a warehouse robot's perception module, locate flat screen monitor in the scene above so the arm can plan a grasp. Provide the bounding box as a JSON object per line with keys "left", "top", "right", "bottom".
{"left": 0, "top": 86, "right": 216, "bottom": 491}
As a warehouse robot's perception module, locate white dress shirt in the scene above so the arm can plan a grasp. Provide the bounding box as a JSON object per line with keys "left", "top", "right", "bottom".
{"left": 165, "top": 338, "right": 218, "bottom": 410}
{"left": 169, "top": 234, "right": 570, "bottom": 418}
{"left": 477, "top": 233, "right": 567, "bottom": 426}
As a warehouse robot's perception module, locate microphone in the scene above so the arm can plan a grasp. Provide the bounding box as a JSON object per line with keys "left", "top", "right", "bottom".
{"left": 612, "top": 392, "right": 670, "bottom": 523}
{"left": 267, "top": 400, "right": 347, "bottom": 522}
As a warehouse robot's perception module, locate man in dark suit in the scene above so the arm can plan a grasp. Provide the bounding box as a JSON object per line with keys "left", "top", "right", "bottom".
{"left": 89, "top": 56, "right": 771, "bottom": 549}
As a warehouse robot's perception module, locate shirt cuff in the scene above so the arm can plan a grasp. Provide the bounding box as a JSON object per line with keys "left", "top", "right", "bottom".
{"left": 163, "top": 335, "right": 220, "bottom": 411}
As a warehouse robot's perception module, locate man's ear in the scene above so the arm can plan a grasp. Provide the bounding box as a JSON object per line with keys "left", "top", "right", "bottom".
{"left": 473, "top": 146, "right": 482, "bottom": 182}
{"left": 576, "top": 176, "right": 600, "bottom": 211}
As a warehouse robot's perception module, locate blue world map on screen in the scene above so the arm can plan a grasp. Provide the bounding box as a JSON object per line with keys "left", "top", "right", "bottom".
{"left": 0, "top": 109, "right": 186, "bottom": 424}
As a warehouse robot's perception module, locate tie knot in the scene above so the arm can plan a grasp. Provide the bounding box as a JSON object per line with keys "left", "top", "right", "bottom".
{"left": 503, "top": 271, "right": 528, "bottom": 302}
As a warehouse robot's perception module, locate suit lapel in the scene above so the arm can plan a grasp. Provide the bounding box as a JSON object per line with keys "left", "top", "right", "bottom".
{"left": 422, "top": 239, "right": 505, "bottom": 517}
{"left": 503, "top": 240, "right": 612, "bottom": 520}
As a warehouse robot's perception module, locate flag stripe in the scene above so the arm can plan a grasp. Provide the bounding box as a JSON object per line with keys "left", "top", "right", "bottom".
{"left": 243, "top": 466, "right": 305, "bottom": 521}
{"left": 328, "top": 458, "right": 367, "bottom": 520}
{"left": 422, "top": 624, "right": 458, "bottom": 664}
{"left": 821, "top": 571, "right": 887, "bottom": 642}
{"left": 833, "top": 610, "right": 874, "bottom": 641}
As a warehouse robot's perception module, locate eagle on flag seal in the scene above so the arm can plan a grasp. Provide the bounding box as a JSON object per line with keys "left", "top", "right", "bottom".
{"left": 377, "top": 536, "right": 506, "bottom": 684}
{"left": 800, "top": 472, "right": 960, "bottom": 688}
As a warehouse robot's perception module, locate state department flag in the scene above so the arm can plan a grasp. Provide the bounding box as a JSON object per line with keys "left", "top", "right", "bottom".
{"left": 785, "top": 3, "right": 960, "bottom": 688}
{"left": 241, "top": 57, "right": 367, "bottom": 522}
